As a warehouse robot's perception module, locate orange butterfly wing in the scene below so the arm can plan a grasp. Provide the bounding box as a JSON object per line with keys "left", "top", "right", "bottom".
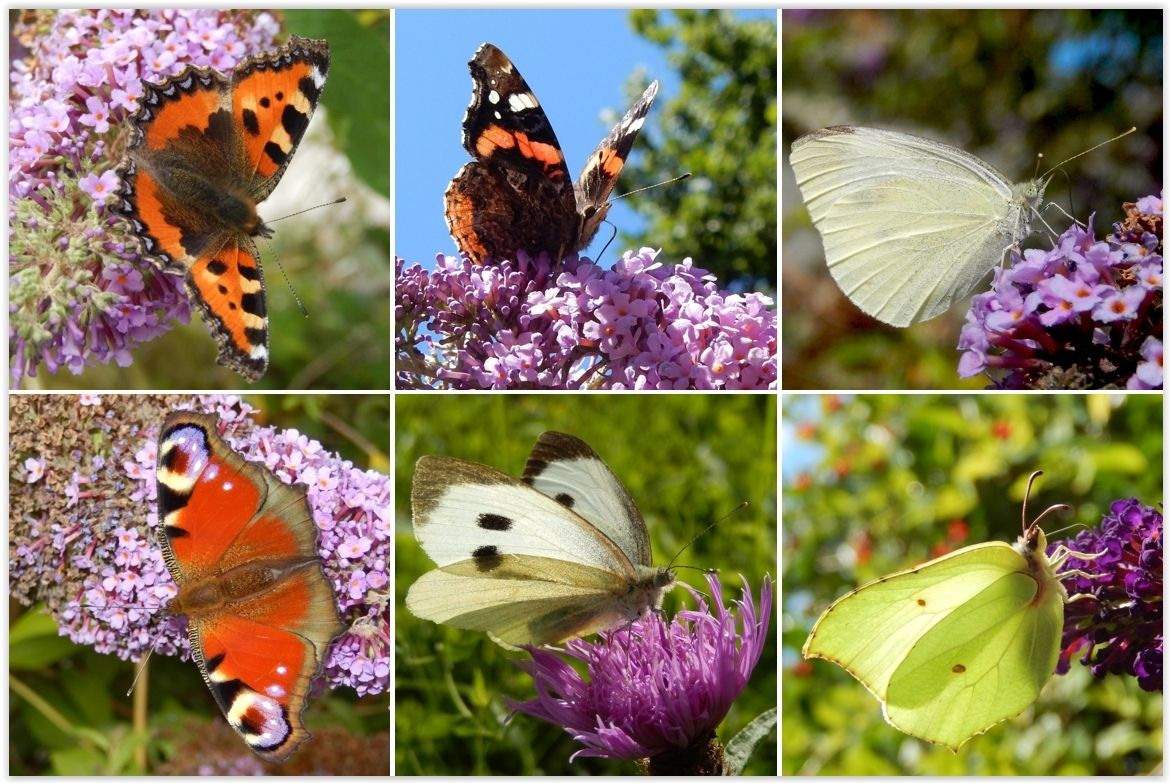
{"left": 155, "top": 411, "right": 344, "bottom": 763}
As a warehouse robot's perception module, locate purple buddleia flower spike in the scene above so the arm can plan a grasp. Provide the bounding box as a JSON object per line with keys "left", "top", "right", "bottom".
{"left": 1051, "top": 499, "right": 1162, "bottom": 691}
{"left": 957, "top": 194, "right": 1163, "bottom": 389}
{"left": 395, "top": 249, "right": 777, "bottom": 390}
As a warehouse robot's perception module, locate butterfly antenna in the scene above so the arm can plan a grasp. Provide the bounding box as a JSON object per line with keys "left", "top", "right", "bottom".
{"left": 610, "top": 172, "right": 693, "bottom": 204}
{"left": 1021, "top": 470, "right": 1044, "bottom": 533}
{"left": 1040, "top": 127, "right": 1136, "bottom": 179}
{"left": 125, "top": 625, "right": 166, "bottom": 696}
{"left": 267, "top": 197, "right": 348, "bottom": 224}
{"left": 1021, "top": 469, "right": 1071, "bottom": 531}
{"left": 275, "top": 256, "right": 309, "bottom": 317}
{"left": 666, "top": 502, "right": 748, "bottom": 568}
{"left": 593, "top": 174, "right": 692, "bottom": 262}
{"left": 263, "top": 197, "right": 347, "bottom": 318}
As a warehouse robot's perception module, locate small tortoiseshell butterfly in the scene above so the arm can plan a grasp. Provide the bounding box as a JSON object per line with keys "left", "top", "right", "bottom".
{"left": 444, "top": 43, "right": 657, "bottom": 266}
{"left": 155, "top": 411, "right": 344, "bottom": 762}
{"left": 117, "top": 37, "right": 330, "bottom": 381}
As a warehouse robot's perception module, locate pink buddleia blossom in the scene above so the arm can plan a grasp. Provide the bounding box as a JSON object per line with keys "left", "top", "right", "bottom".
{"left": 396, "top": 248, "right": 777, "bottom": 389}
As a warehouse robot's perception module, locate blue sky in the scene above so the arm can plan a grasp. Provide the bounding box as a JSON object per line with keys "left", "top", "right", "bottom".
{"left": 395, "top": 9, "right": 774, "bottom": 267}
{"left": 781, "top": 395, "right": 824, "bottom": 481}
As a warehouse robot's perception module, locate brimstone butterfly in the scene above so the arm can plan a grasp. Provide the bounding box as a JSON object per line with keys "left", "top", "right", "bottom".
{"left": 406, "top": 431, "right": 674, "bottom": 648}
{"left": 789, "top": 125, "right": 1132, "bottom": 326}
{"left": 802, "top": 472, "right": 1102, "bottom": 751}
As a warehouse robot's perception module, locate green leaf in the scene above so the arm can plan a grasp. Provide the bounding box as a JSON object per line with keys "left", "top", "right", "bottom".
{"left": 285, "top": 10, "right": 390, "bottom": 197}
{"left": 724, "top": 707, "right": 777, "bottom": 775}
{"left": 9, "top": 609, "right": 78, "bottom": 669}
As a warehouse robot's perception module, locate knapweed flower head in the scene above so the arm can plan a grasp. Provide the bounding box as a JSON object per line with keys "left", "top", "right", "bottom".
{"left": 396, "top": 248, "right": 777, "bottom": 390}
{"left": 9, "top": 393, "right": 389, "bottom": 696}
{"left": 9, "top": 10, "right": 281, "bottom": 385}
{"left": 1052, "top": 498, "right": 1161, "bottom": 691}
{"left": 508, "top": 573, "right": 772, "bottom": 773}
{"left": 957, "top": 194, "right": 1163, "bottom": 389}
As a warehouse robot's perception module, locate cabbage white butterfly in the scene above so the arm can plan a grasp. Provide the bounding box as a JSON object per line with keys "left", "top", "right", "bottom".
{"left": 791, "top": 126, "right": 1134, "bottom": 327}
{"left": 790, "top": 126, "right": 1049, "bottom": 327}
{"left": 406, "top": 431, "right": 674, "bottom": 648}
{"left": 802, "top": 471, "right": 1102, "bottom": 750}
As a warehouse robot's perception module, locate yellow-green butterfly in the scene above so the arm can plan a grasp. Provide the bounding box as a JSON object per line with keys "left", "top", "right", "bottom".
{"left": 802, "top": 472, "right": 1101, "bottom": 751}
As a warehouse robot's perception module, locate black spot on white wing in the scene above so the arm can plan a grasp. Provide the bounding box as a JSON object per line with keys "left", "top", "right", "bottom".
{"left": 554, "top": 492, "right": 575, "bottom": 509}
{"left": 472, "top": 545, "right": 503, "bottom": 571}
{"left": 478, "top": 512, "right": 512, "bottom": 531}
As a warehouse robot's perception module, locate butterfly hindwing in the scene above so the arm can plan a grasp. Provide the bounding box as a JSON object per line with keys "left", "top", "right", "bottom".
{"left": 155, "top": 411, "right": 344, "bottom": 762}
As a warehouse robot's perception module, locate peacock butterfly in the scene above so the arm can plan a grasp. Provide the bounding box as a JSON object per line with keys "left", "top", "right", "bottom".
{"left": 155, "top": 411, "right": 344, "bottom": 763}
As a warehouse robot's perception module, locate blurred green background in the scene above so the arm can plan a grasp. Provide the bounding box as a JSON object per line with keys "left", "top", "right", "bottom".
{"left": 21, "top": 9, "right": 390, "bottom": 391}
{"left": 395, "top": 394, "right": 777, "bottom": 774}
{"left": 781, "top": 393, "right": 1163, "bottom": 774}
{"left": 781, "top": 9, "right": 1163, "bottom": 389}
{"left": 8, "top": 394, "right": 390, "bottom": 773}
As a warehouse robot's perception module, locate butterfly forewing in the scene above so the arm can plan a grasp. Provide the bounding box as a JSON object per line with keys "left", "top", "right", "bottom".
{"left": 521, "top": 431, "right": 652, "bottom": 567}
{"left": 412, "top": 455, "right": 637, "bottom": 578}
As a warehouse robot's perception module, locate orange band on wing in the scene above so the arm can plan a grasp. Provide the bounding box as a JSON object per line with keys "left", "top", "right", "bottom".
{"left": 475, "top": 125, "right": 565, "bottom": 172}
{"left": 139, "top": 84, "right": 222, "bottom": 151}
{"left": 232, "top": 61, "right": 323, "bottom": 180}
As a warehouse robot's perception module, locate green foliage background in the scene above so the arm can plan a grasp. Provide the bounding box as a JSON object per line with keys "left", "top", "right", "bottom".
{"left": 781, "top": 393, "right": 1163, "bottom": 774}
{"left": 8, "top": 394, "right": 390, "bottom": 774}
{"left": 624, "top": 10, "right": 777, "bottom": 295}
{"left": 395, "top": 394, "right": 777, "bottom": 774}
{"left": 781, "top": 9, "right": 1163, "bottom": 389}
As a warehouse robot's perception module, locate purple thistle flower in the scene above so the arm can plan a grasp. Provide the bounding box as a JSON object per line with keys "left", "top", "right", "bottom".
{"left": 1051, "top": 499, "right": 1162, "bottom": 692}
{"left": 956, "top": 194, "right": 1163, "bottom": 389}
{"left": 508, "top": 573, "right": 772, "bottom": 773}
{"left": 9, "top": 394, "right": 388, "bottom": 696}
{"left": 9, "top": 10, "right": 283, "bottom": 386}
{"left": 395, "top": 249, "right": 777, "bottom": 390}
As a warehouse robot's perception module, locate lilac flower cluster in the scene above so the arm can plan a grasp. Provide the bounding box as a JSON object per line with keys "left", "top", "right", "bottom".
{"left": 8, "top": 10, "right": 281, "bottom": 385}
{"left": 509, "top": 573, "right": 772, "bottom": 770}
{"left": 957, "top": 195, "right": 1163, "bottom": 389}
{"left": 396, "top": 249, "right": 777, "bottom": 389}
{"left": 9, "top": 394, "right": 388, "bottom": 696}
{"left": 1052, "top": 499, "right": 1161, "bottom": 691}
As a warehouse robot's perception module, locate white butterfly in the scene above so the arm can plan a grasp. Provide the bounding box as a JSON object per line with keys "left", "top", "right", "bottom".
{"left": 406, "top": 431, "right": 675, "bottom": 648}
{"left": 790, "top": 126, "right": 1048, "bottom": 327}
